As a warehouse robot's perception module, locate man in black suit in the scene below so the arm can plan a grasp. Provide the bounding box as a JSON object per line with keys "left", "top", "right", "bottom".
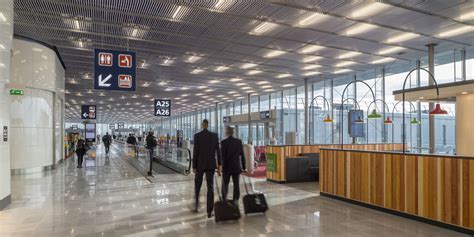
{"left": 220, "top": 126, "right": 246, "bottom": 202}
{"left": 193, "top": 119, "right": 222, "bottom": 218}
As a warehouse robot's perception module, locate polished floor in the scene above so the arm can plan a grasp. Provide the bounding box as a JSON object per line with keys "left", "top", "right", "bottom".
{"left": 0, "top": 144, "right": 467, "bottom": 237}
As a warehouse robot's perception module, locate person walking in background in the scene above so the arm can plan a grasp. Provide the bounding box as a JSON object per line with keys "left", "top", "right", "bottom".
{"left": 75, "top": 138, "right": 90, "bottom": 168}
{"left": 146, "top": 131, "right": 157, "bottom": 176}
{"left": 102, "top": 132, "right": 112, "bottom": 155}
{"left": 220, "top": 126, "right": 246, "bottom": 202}
{"left": 192, "top": 119, "right": 222, "bottom": 218}
{"left": 127, "top": 134, "right": 138, "bottom": 156}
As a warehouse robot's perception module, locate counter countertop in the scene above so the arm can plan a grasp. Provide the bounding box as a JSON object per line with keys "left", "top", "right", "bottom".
{"left": 320, "top": 147, "right": 474, "bottom": 160}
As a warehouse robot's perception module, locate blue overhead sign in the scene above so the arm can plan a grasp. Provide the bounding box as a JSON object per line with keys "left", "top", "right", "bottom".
{"left": 94, "top": 49, "right": 136, "bottom": 91}
{"left": 81, "top": 105, "right": 96, "bottom": 119}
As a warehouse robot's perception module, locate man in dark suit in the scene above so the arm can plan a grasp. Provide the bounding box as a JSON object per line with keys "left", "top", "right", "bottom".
{"left": 220, "top": 126, "right": 246, "bottom": 202}
{"left": 193, "top": 119, "right": 222, "bottom": 218}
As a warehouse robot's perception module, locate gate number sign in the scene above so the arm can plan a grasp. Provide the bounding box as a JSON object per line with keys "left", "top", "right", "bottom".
{"left": 154, "top": 99, "right": 171, "bottom": 117}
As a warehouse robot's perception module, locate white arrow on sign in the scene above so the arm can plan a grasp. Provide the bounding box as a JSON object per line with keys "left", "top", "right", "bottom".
{"left": 83, "top": 112, "right": 89, "bottom": 118}
{"left": 98, "top": 74, "right": 112, "bottom": 87}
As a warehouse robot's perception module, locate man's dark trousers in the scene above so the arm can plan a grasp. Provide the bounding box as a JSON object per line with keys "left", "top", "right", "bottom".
{"left": 195, "top": 170, "right": 215, "bottom": 214}
{"left": 222, "top": 173, "right": 240, "bottom": 201}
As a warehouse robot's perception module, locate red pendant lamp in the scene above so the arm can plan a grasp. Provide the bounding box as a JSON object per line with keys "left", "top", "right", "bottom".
{"left": 429, "top": 103, "right": 448, "bottom": 116}
{"left": 384, "top": 116, "right": 393, "bottom": 125}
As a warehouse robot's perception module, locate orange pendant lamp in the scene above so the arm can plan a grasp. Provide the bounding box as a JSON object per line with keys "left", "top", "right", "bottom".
{"left": 323, "top": 115, "right": 333, "bottom": 123}
{"left": 384, "top": 116, "right": 393, "bottom": 125}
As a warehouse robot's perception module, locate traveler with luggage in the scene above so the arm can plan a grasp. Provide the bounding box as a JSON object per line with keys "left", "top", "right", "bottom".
{"left": 75, "top": 138, "right": 90, "bottom": 168}
{"left": 102, "top": 132, "right": 112, "bottom": 155}
{"left": 127, "top": 134, "right": 138, "bottom": 156}
{"left": 192, "top": 119, "right": 222, "bottom": 218}
{"left": 220, "top": 126, "right": 246, "bottom": 202}
{"left": 145, "top": 131, "right": 157, "bottom": 175}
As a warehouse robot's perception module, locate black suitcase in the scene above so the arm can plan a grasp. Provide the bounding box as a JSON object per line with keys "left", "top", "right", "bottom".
{"left": 242, "top": 175, "right": 268, "bottom": 214}
{"left": 214, "top": 175, "right": 241, "bottom": 222}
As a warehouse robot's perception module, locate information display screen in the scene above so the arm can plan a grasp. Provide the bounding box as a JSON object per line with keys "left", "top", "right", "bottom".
{"left": 85, "top": 123, "right": 96, "bottom": 142}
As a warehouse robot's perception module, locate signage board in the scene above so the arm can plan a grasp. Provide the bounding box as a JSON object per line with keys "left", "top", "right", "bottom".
{"left": 154, "top": 99, "right": 171, "bottom": 116}
{"left": 81, "top": 105, "right": 97, "bottom": 119}
{"left": 94, "top": 49, "right": 136, "bottom": 91}
{"left": 348, "top": 110, "right": 365, "bottom": 138}
{"left": 260, "top": 110, "right": 270, "bottom": 119}
{"left": 109, "top": 124, "right": 115, "bottom": 129}
{"left": 118, "top": 122, "right": 124, "bottom": 129}
{"left": 266, "top": 153, "right": 277, "bottom": 172}
{"left": 85, "top": 123, "right": 96, "bottom": 142}
{"left": 10, "top": 89, "right": 24, "bottom": 96}
{"left": 3, "top": 126, "right": 8, "bottom": 142}
{"left": 71, "top": 125, "right": 78, "bottom": 130}
{"left": 223, "top": 116, "right": 231, "bottom": 123}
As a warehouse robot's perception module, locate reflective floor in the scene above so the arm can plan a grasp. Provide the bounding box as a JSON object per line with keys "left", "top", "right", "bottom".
{"left": 0, "top": 144, "right": 467, "bottom": 237}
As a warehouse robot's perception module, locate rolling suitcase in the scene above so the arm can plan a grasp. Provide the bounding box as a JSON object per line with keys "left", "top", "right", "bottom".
{"left": 214, "top": 174, "right": 241, "bottom": 222}
{"left": 242, "top": 175, "right": 268, "bottom": 214}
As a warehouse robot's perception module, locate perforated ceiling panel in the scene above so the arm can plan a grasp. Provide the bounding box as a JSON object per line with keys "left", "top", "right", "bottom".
{"left": 12, "top": 0, "right": 474, "bottom": 123}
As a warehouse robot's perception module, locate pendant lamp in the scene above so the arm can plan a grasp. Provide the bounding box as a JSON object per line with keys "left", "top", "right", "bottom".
{"left": 323, "top": 115, "right": 333, "bottom": 123}
{"left": 429, "top": 103, "right": 448, "bottom": 115}
{"left": 384, "top": 116, "right": 393, "bottom": 125}
{"left": 410, "top": 117, "right": 421, "bottom": 125}
{"left": 367, "top": 109, "right": 382, "bottom": 119}
{"left": 355, "top": 116, "right": 365, "bottom": 124}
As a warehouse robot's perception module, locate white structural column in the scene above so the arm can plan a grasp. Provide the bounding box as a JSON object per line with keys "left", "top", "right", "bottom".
{"left": 0, "top": 0, "right": 13, "bottom": 210}
{"left": 456, "top": 94, "right": 474, "bottom": 156}
{"left": 10, "top": 38, "right": 65, "bottom": 173}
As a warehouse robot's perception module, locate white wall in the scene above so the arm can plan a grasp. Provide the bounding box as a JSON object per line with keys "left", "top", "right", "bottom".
{"left": 10, "top": 38, "right": 65, "bottom": 170}
{"left": 456, "top": 93, "right": 474, "bottom": 156}
{"left": 0, "top": 0, "right": 13, "bottom": 206}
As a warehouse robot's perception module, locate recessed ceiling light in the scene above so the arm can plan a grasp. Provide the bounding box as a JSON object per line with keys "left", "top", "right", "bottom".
{"left": 236, "top": 82, "right": 246, "bottom": 86}
{"left": 0, "top": 13, "right": 6, "bottom": 22}
{"left": 209, "top": 80, "right": 219, "bottom": 84}
{"left": 162, "top": 59, "right": 173, "bottom": 65}
{"left": 302, "top": 56, "right": 322, "bottom": 63}
{"left": 256, "top": 81, "right": 269, "bottom": 85}
{"left": 371, "top": 57, "right": 395, "bottom": 64}
{"left": 229, "top": 78, "right": 242, "bottom": 82}
{"left": 461, "top": 91, "right": 468, "bottom": 95}
{"left": 205, "top": 89, "right": 214, "bottom": 92}
{"left": 247, "top": 70, "right": 262, "bottom": 75}
{"left": 386, "top": 32, "right": 419, "bottom": 43}
{"left": 241, "top": 63, "right": 257, "bottom": 69}
{"left": 302, "top": 64, "right": 321, "bottom": 70}
{"left": 277, "top": 73, "right": 292, "bottom": 78}
{"left": 264, "top": 89, "right": 275, "bottom": 92}
{"left": 250, "top": 22, "right": 279, "bottom": 35}
{"left": 378, "top": 46, "right": 404, "bottom": 55}
{"left": 131, "top": 28, "right": 139, "bottom": 37}
{"left": 215, "top": 0, "right": 225, "bottom": 8}
{"left": 344, "top": 23, "right": 378, "bottom": 36}
{"left": 74, "top": 19, "right": 80, "bottom": 30}
{"left": 334, "top": 69, "right": 352, "bottom": 74}
{"left": 261, "top": 85, "right": 272, "bottom": 89}
{"left": 190, "top": 68, "right": 204, "bottom": 74}
{"left": 303, "top": 71, "right": 320, "bottom": 76}
{"left": 282, "top": 83, "right": 295, "bottom": 87}
{"left": 336, "top": 61, "right": 356, "bottom": 67}
{"left": 298, "top": 12, "right": 328, "bottom": 26}
{"left": 241, "top": 86, "right": 252, "bottom": 90}
{"left": 438, "top": 25, "right": 474, "bottom": 37}
{"left": 350, "top": 2, "right": 391, "bottom": 19}
{"left": 187, "top": 55, "right": 201, "bottom": 63}
{"left": 264, "top": 50, "right": 286, "bottom": 58}
{"left": 165, "top": 88, "right": 173, "bottom": 91}
{"left": 215, "top": 66, "right": 229, "bottom": 72}
{"left": 299, "top": 45, "right": 325, "bottom": 54}
{"left": 338, "top": 51, "right": 362, "bottom": 59}
{"left": 172, "top": 6, "right": 182, "bottom": 19}
{"left": 228, "top": 91, "right": 237, "bottom": 94}
{"left": 459, "top": 11, "right": 474, "bottom": 21}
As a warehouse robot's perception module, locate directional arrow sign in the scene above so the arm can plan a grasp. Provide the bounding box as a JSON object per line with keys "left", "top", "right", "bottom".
{"left": 94, "top": 49, "right": 136, "bottom": 91}
{"left": 81, "top": 105, "right": 97, "bottom": 119}
{"left": 98, "top": 74, "right": 112, "bottom": 87}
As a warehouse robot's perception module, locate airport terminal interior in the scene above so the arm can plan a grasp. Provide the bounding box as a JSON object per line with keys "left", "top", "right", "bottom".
{"left": 1, "top": 0, "right": 474, "bottom": 236}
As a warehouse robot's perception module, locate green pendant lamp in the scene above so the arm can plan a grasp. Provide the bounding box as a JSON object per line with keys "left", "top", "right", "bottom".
{"left": 367, "top": 109, "right": 382, "bottom": 119}
{"left": 410, "top": 117, "right": 421, "bottom": 125}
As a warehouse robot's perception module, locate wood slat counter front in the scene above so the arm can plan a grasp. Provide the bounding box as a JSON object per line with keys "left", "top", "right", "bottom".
{"left": 320, "top": 148, "right": 474, "bottom": 234}
{"left": 266, "top": 143, "right": 403, "bottom": 182}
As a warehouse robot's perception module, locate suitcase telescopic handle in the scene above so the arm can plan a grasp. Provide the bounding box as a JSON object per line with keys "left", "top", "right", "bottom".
{"left": 242, "top": 174, "right": 255, "bottom": 195}
{"left": 215, "top": 173, "right": 223, "bottom": 202}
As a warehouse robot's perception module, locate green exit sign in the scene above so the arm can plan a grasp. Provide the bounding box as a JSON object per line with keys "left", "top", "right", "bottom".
{"left": 10, "top": 89, "right": 24, "bottom": 96}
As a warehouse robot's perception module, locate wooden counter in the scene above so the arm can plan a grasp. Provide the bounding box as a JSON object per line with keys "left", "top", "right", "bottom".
{"left": 266, "top": 143, "right": 403, "bottom": 182}
{"left": 320, "top": 148, "right": 474, "bottom": 234}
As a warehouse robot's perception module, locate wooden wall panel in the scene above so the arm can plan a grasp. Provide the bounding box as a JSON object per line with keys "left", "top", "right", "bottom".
{"left": 320, "top": 148, "right": 474, "bottom": 232}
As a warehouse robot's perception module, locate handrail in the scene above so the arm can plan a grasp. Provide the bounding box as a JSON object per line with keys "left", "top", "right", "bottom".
{"left": 155, "top": 144, "right": 193, "bottom": 175}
